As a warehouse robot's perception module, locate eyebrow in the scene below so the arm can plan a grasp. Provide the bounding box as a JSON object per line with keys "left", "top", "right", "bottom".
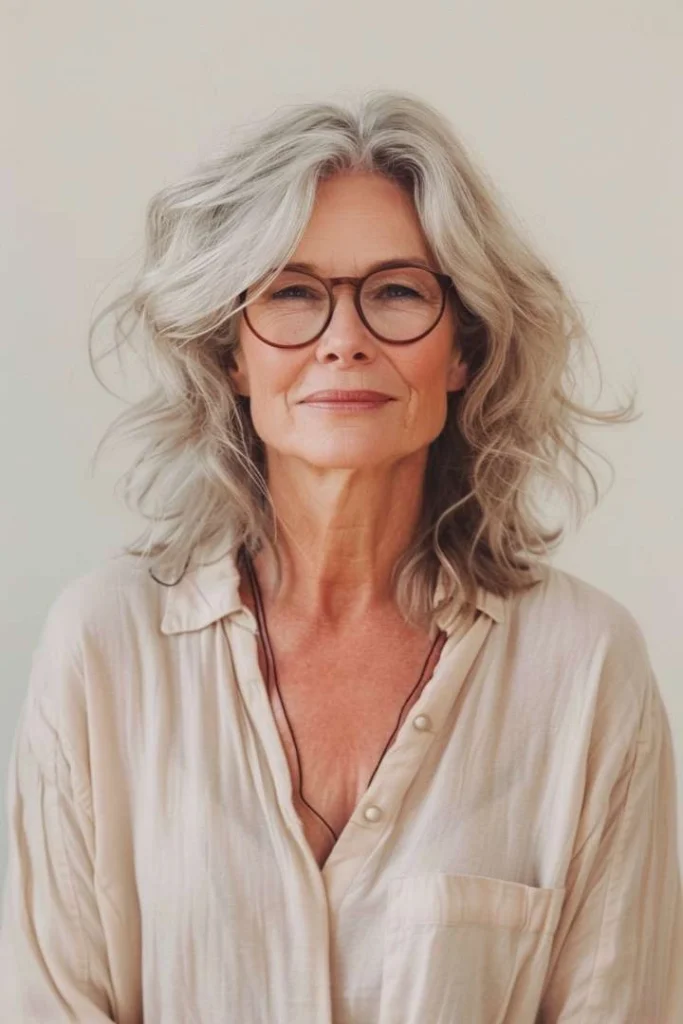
{"left": 282, "top": 257, "right": 438, "bottom": 276}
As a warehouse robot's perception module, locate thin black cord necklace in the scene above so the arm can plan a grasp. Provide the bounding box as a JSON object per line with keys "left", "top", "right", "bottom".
{"left": 240, "top": 544, "right": 446, "bottom": 843}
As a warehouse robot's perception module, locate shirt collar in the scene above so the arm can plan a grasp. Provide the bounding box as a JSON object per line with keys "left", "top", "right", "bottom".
{"left": 157, "top": 534, "right": 507, "bottom": 636}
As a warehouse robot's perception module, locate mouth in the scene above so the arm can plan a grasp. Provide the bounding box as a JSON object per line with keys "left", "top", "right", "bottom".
{"left": 299, "top": 399, "right": 394, "bottom": 413}
{"left": 300, "top": 390, "right": 395, "bottom": 404}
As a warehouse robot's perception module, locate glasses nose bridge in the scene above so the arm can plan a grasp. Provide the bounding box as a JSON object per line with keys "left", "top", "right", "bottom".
{"left": 329, "top": 275, "right": 362, "bottom": 286}
{"left": 328, "top": 275, "right": 363, "bottom": 297}
{"left": 324, "top": 275, "right": 366, "bottom": 329}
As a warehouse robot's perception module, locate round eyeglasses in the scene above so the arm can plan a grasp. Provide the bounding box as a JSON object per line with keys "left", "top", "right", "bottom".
{"left": 238, "top": 262, "right": 456, "bottom": 348}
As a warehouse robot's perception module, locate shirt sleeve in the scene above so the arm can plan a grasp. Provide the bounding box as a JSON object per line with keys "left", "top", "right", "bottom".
{"left": 0, "top": 602, "right": 117, "bottom": 1021}
{"left": 539, "top": 659, "right": 683, "bottom": 1022}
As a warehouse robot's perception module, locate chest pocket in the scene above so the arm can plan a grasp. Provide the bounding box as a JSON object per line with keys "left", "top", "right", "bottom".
{"left": 378, "top": 872, "right": 565, "bottom": 1024}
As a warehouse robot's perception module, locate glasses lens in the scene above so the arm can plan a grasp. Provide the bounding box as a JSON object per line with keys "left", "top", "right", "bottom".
{"left": 245, "top": 270, "right": 329, "bottom": 346}
{"left": 244, "top": 266, "right": 445, "bottom": 345}
{"left": 361, "top": 267, "right": 444, "bottom": 341}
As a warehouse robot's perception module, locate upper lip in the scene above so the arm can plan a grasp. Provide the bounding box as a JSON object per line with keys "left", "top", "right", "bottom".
{"left": 300, "top": 390, "right": 395, "bottom": 402}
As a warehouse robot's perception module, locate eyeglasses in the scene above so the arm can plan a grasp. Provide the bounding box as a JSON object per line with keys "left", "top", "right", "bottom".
{"left": 238, "top": 261, "right": 456, "bottom": 348}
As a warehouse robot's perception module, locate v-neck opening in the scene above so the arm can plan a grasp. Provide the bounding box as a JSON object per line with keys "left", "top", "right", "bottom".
{"left": 238, "top": 615, "right": 491, "bottom": 897}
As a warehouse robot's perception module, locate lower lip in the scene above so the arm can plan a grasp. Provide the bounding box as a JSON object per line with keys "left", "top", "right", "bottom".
{"left": 301, "top": 399, "right": 393, "bottom": 411}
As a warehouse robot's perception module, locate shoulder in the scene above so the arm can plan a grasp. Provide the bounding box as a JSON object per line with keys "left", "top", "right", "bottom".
{"left": 16, "top": 553, "right": 162, "bottom": 779}
{"left": 510, "top": 563, "right": 653, "bottom": 716}
{"left": 28, "top": 552, "right": 164, "bottom": 718}
{"left": 517, "top": 562, "right": 647, "bottom": 648}
{"left": 38, "top": 552, "right": 162, "bottom": 655}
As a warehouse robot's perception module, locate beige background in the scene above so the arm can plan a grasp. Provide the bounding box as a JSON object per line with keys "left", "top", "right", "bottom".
{"left": 2, "top": 0, "right": 681, "bottom": 875}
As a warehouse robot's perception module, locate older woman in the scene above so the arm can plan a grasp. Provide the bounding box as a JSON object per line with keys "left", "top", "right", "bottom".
{"left": 1, "top": 92, "right": 681, "bottom": 1022}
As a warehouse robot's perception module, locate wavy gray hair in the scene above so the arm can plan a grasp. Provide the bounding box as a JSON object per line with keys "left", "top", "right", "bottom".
{"left": 89, "top": 89, "right": 636, "bottom": 632}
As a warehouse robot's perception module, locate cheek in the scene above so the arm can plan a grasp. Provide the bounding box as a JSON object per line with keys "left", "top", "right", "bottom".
{"left": 247, "top": 385, "right": 287, "bottom": 440}
{"left": 236, "top": 329, "right": 299, "bottom": 410}
{"left": 398, "top": 336, "right": 457, "bottom": 428}
{"left": 242, "top": 367, "right": 302, "bottom": 442}
{"left": 402, "top": 339, "right": 454, "bottom": 398}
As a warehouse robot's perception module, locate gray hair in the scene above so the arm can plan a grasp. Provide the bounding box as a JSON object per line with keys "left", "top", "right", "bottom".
{"left": 89, "top": 89, "right": 636, "bottom": 632}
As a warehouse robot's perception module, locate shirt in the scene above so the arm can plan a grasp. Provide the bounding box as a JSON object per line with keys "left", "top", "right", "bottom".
{"left": 1, "top": 532, "right": 682, "bottom": 1023}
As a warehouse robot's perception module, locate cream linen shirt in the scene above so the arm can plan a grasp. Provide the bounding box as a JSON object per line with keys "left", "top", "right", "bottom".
{"left": 1, "top": 537, "right": 682, "bottom": 1023}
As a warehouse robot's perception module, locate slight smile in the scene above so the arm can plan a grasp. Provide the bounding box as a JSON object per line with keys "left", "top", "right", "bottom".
{"left": 299, "top": 389, "right": 396, "bottom": 411}
{"left": 301, "top": 399, "right": 393, "bottom": 411}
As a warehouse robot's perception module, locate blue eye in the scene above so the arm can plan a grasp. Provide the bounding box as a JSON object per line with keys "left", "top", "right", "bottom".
{"left": 370, "top": 283, "right": 427, "bottom": 302}
{"left": 271, "top": 286, "right": 311, "bottom": 299}
{"left": 383, "top": 285, "right": 421, "bottom": 298}
{"left": 268, "top": 285, "right": 327, "bottom": 302}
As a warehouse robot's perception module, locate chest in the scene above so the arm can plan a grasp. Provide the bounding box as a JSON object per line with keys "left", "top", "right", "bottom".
{"left": 250, "top": 612, "right": 446, "bottom": 868}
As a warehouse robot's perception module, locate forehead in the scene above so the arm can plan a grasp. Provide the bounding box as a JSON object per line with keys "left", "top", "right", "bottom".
{"left": 290, "top": 172, "right": 433, "bottom": 272}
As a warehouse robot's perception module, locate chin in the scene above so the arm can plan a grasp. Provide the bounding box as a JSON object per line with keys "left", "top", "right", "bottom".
{"left": 290, "top": 442, "right": 399, "bottom": 469}
{"left": 300, "top": 454, "right": 389, "bottom": 470}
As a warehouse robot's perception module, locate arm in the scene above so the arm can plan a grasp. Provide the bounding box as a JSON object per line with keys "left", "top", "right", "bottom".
{"left": 540, "top": 664, "right": 683, "bottom": 1021}
{"left": 0, "top": 610, "right": 118, "bottom": 1021}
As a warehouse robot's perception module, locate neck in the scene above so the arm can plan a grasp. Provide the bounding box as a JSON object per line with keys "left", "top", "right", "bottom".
{"left": 251, "top": 450, "right": 428, "bottom": 629}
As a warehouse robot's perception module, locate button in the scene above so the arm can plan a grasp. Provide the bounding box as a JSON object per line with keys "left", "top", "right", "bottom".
{"left": 363, "top": 805, "right": 383, "bottom": 823}
{"left": 413, "top": 714, "right": 431, "bottom": 731}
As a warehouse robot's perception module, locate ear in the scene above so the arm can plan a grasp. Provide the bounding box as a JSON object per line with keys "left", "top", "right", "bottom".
{"left": 446, "top": 352, "right": 468, "bottom": 394}
{"left": 227, "top": 347, "right": 251, "bottom": 398}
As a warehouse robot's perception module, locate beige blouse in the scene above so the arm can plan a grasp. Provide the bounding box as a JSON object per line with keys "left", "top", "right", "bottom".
{"left": 1, "top": 535, "right": 682, "bottom": 1022}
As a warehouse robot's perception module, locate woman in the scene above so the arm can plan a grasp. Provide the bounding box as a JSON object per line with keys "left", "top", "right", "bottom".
{"left": 1, "top": 91, "right": 681, "bottom": 1022}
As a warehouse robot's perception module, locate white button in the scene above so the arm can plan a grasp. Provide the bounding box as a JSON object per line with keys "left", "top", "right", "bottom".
{"left": 363, "top": 805, "right": 382, "bottom": 823}
{"left": 413, "top": 714, "right": 431, "bottom": 731}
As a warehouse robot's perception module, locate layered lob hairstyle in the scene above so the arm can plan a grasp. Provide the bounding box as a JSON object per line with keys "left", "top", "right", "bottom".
{"left": 89, "top": 90, "right": 636, "bottom": 632}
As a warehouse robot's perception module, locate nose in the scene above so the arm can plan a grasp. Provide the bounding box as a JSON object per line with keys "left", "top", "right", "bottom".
{"left": 315, "top": 284, "right": 375, "bottom": 362}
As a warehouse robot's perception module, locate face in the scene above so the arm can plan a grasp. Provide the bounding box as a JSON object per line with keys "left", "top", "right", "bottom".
{"left": 229, "top": 171, "right": 468, "bottom": 472}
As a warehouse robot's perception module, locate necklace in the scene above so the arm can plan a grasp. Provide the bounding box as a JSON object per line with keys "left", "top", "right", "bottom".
{"left": 240, "top": 544, "right": 447, "bottom": 843}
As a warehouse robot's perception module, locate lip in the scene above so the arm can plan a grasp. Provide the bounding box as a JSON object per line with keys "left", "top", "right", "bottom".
{"left": 300, "top": 390, "right": 395, "bottom": 403}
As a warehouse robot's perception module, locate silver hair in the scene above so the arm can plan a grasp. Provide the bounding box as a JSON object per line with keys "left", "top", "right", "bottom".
{"left": 88, "top": 89, "right": 636, "bottom": 631}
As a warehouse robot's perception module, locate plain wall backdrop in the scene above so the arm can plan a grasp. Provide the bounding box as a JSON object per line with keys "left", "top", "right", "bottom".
{"left": 2, "top": 0, "right": 682, "bottom": 877}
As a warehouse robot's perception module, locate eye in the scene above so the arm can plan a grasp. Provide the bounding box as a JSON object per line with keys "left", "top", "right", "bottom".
{"left": 380, "top": 284, "right": 423, "bottom": 299}
{"left": 369, "top": 283, "right": 428, "bottom": 302}
{"left": 264, "top": 279, "right": 327, "bottom": 303}
{"left": 271, "top": 285, "right": 315, "bottom": 300}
